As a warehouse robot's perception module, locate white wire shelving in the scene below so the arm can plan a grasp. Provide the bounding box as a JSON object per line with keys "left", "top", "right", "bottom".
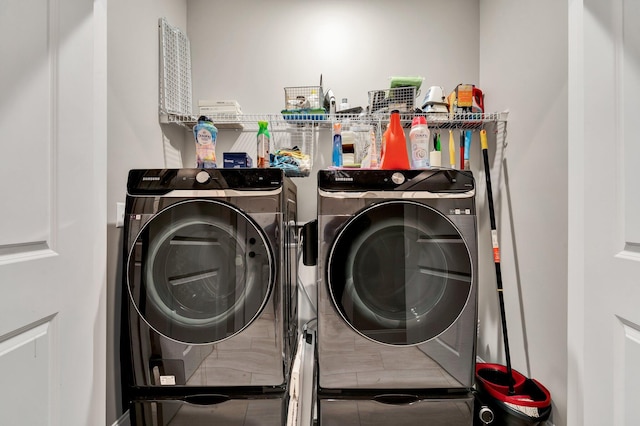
{"left": 159, "top": 111, "right": 508, "bottom": 131}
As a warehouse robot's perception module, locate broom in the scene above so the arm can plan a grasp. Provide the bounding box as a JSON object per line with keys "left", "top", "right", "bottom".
{"left": 475, "top": 129, "right": 552, "bottom": 423}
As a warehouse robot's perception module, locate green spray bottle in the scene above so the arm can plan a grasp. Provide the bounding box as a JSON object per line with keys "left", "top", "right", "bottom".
{"left": 257, "top": 121, "right": 271, "bottom": 168}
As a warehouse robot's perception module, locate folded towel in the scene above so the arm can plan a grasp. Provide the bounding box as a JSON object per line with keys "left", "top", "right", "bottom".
{"left": 390, "top": 76, "right": 424, "bottom": 90}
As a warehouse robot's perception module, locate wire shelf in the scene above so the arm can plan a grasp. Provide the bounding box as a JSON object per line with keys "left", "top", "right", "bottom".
{"left": 159, "top": 18, "right": 193, "bottom": 117}
{"left": 159, "top": 112, "right": 509, "bottom": 176}
{"left": 160, "top": 111, "right": 507, "bottom": 129}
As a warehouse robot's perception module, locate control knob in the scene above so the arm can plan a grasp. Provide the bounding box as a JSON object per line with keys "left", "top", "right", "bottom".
{"left": 195, "top": 171, "right": 210, "bottom": 184}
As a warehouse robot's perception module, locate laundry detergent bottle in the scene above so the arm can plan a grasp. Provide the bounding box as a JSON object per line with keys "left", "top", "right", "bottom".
{"left": 409, "top": 115, "right": 430, "bottom": 168}
{"left": 380, "top": 110, "right": 410, "bottom": 170}
{"left": 193, "top": 115, "right": 218, "bottom": 168}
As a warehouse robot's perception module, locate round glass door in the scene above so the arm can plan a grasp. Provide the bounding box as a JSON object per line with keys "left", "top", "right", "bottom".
{"left": 127, "top": 199, "right": 273, "bottom": 344}
{"left": 327, "top": 200, "right": 472, "bottom": 346}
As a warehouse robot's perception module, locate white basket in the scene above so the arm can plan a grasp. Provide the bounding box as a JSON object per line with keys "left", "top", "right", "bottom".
{"left": 284, "top": 86, "right": 324, "bottom": 111}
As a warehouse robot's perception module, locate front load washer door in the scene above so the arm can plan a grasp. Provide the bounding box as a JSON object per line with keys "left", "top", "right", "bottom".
{"left": 327, "top": 200, "right": 472, "bottom": 346}
{"left": 127, "top": 199, "right": 274, "bottom": 345}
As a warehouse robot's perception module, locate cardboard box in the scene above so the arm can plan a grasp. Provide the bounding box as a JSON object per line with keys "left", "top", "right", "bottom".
{"left": 223, "top": 152, "right": 253, "bottom": 168}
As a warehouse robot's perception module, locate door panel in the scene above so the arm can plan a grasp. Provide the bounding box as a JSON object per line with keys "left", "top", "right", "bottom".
{"left": 571, "top": 0, "right": 640, "bottom": 424}
{"left": 127, "top": 200, "right": 274, "bottom": 344}
{"left": 0, "top": 0, "right": 106, "bottom": 424}
{"left": 327, "top": 201, "right": 472, "bottom": 346}
{"left": 0, "top": 319, "right": 54, "bottom": 425}
{"left": 623, "top": 0, "right": 640, "bottom": 244}
{"left": 0, "top": 0, "right": 53, "bottom": 260}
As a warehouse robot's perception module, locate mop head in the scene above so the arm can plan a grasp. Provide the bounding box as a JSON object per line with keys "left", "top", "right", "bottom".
{"left": 476, "top": 363, "right": 552, "bottom": 424}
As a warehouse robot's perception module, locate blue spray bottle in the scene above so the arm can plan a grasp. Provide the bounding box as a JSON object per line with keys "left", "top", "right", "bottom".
{"left": 332, "top": 122, "right": 343, "bottom": 167}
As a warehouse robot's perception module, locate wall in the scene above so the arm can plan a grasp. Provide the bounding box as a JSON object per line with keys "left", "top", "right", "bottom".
{"left": 186, "top": 0, "right": 481, "bottom": 223}
{"left": 479, "top": 1, "right": 568, "bottom": 425}
{"left": 106, "top": 1, "right": 187, "bottom": 424}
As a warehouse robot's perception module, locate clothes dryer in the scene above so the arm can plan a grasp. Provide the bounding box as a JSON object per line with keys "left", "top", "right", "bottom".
{"left": 122, "top": 169, "right": 298, "bottom": 395}
{"left": 316, "top": 169, "right": 477, "bottom": 391}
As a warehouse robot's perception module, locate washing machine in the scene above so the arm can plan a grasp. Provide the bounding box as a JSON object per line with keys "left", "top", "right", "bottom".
{"left": 122, "top": 168, "right": 299, "bottom": 397}
{"left": 316, "top": 169, "right": 478, "bottom": 392}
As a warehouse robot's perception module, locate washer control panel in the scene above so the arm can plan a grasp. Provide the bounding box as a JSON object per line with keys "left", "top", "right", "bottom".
{"left": 127, "top": 168, "right": 284, "bottom": 195}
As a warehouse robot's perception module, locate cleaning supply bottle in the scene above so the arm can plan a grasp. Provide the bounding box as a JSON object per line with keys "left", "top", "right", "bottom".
{"left": 380, "top": 110, "right": 410, "bottom": 170}
{"left": 430, "top": 133, "right": 442, "bottom": 167}
{"left": 193, "top": 116, "right": 218, "bottom": 168}
{"left": 257, "top": 121, "right": 271, "bottom": 168}
{"left": 380, "top": 125, "right": 390, "bottom": 164}
{"left": 361, "top": 127, "right": 379, "bottom": 169}
{"left": 463, "top": 130, "right": 472, "bottom": 170}
{"left": 332, "top": 122, "right": 343, "bottom": 167}
{"left": 409, "top": 115, "right": 430, "bottom": 168}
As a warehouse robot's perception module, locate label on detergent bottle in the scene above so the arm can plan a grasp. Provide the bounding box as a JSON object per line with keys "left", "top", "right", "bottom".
{"left": 411, "top": 132, "right": 429, "bottom": 167}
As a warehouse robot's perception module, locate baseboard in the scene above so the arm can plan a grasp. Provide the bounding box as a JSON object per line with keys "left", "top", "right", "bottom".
{"left": 111, "top": 410, "right": 130, "bottom": 426}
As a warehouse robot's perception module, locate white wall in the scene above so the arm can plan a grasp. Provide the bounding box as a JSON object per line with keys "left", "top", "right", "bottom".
{"left": 188, "top": 0, "right": 479, "bottom": 114}
{"left": 479, "top": 1, "right": 568, "bottom": 425}
{"left": 106, "top": 1, "right": 187, "bottom": 424}
{"left": 187, "top": 0, "right": 481, "bottom": 223}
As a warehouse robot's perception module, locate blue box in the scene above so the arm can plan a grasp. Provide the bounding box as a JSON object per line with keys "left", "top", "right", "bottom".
{"left": 223, "top": 152, "right": 253, "bottom": 168}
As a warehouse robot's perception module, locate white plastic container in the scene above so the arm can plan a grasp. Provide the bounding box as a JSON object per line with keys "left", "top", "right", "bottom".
{"left": 409, "top": 116, "right": 430, "bottom": 168}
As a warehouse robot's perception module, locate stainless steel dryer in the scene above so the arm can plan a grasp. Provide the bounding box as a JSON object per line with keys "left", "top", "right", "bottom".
{"left": 316, "top": 169, "right": 478, "bottom": 392}
{"left": 122, "top": 168, "right": 298, "bottom": 394}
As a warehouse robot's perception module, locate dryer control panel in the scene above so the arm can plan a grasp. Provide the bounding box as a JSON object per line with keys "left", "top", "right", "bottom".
{"left": 318, "top": 169, "right": 474, "bottom": 193}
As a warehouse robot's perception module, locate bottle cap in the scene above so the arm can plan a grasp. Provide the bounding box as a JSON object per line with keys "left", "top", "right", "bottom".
{"left": 411, "top": 116, "right": 427, "bottom": 126}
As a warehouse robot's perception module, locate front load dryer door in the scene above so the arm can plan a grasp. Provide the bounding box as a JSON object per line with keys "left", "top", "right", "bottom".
{"left": 327, "top": 200, "right": 472, "bottom": 346}
{"left": 127, "top": 199, "right": 274, "bottom": 345}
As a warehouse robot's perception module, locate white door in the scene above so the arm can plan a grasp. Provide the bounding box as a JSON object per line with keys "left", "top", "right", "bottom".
{"left": 569, "top": 0, "right": 640, "bottom": 425}
{"left": 0, "top": 0, "right": 106, "bottom": 425}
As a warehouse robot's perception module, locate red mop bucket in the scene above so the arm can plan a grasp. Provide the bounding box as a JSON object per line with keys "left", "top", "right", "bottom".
{"left": 475, "top": 363, "right": 551, "bottom": 425}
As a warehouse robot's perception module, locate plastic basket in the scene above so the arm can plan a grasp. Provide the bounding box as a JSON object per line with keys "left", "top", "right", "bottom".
{"left": 269, "top": 120, "right": 318, "bottom": 177}
{"left": 368, "top": 86, "right": 417, "bottom": 114}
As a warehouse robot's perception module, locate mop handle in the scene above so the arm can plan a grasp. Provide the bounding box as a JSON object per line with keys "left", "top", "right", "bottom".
{"left": 459, "top": 131, "right": 465, "bottom": 170}
{"left": 481, "top": 129, "right": 515, "bottom": 395}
